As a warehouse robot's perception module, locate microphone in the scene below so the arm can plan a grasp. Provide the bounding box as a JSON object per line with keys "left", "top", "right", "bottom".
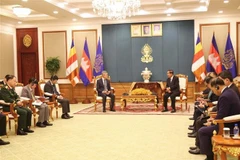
{"left": 118, "top": 80, "right": 129, "bottom": 96}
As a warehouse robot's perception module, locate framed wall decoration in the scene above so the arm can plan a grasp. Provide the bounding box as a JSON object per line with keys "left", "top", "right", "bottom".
{"left": 131, "top": 24, "right": 141, "bottom": 37}
{"left": 152, "top": 23, "right": 162, "bottom": 36}
{"left": 141, "top": 24, "right": 151, "bottom": 37}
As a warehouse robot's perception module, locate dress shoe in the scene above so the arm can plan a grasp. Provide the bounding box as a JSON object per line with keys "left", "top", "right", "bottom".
{"left": 188, "top": 132, "right": 197, "bottom": 138}
{"left": 36, "top": 122, "right": 46, "bottom": 128}
{"left": 103, "top": 110, "right": 106, "bottom": 112}
{"left": 161, "top": 109, "right": 168, "bottom": 112}
{"left": 43, "top": 121, "right": 53, "bottom": 126}
{"left": 171, "top": 110, "right": 176, "bottom": 113}
{"left": 188, "top": 147, "right": 200, "bottom": 154}
{"left": 0, "top": 139, "right": 10, "bottom": 145}
{"left": 189, "top": 117, "right": 194, "bottom": 120}
{"left": 188, "top": 131, "right": 195, "bottom": 135}
{"left": 61, "top": 114, "right": 70, "bottom": 119}
{"left": 189, "top": 146, "right": 197, "bottom": 150}
{"left": 23, "top": 128, "right": 34, "bottom": 133}
{"left": 17, "top": 129, "right": 28, "bottom": 135}
{"left": 66, "top": 113, "right": 73, "bottom": 118}
{"left": 110, "top": 109, "right": 116, "bottom": 112}
{"left": 188, "top": 126, "right": 194, "bottom": 130}
{"left": 189, "top": 125, "right": 194, "bottom": 127}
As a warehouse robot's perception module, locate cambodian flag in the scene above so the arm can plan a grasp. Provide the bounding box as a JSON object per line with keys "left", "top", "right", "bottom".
{"left": 79, "top": 39, "right": 93, "bottom": 86}
{"left": 206, "top": 33, "right": 222, "bottom": 74}
{"left": 222, "top": 33, "right": 237, "bottom": 78}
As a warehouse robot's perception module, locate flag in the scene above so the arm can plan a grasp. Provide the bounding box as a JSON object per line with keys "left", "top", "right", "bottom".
{"left": 66, "top": 39, "right": 79, "bottom": 87}
{"left": 206, "top": 33, "right": 222, "bottom": 74}
{"left": 93, "top": 38, "right": 104, "bottom": 77}
{"left": 79, "top": 39, "right": 93, "bottom": 86}
{"left": 191, "top": 35, "right": 206, "bottom": 84}
{"left": 222, "top": 33, "right": 237, "bottom": 78}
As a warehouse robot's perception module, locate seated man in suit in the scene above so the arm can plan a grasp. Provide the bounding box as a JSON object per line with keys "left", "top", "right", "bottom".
{"left": 0, "top": 107, "right": 10, "bottom": 145}
{"left": 198, "top": 77, "right": 240, "bottom": 160}
{"left": 162, "top": 70, "right": 180, "bottom": 113}
{"left": 218, "top": 70, "right": 240, "bottom": 98}
{"left": 44, "top": 75, "right": 73, "bottom": 119}
{"left": 0, "top": 75, "right": 33, "bottom": 135}
{"left": 96, "top": 71, "right": 115, "bottom": 112}
{"left": 21, "top": 78, "right": 52, "bottom": 127}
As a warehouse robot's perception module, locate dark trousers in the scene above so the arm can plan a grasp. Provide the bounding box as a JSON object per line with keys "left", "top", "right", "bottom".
{"left": 0, "top": 113, "right": 6, "bottom": 136}
{"left": 15, "top": 106, "right": 32, "bottom": 129}
{"left": 58, "top": 98, "right": 70, "bottom": 114}
{"left": 163, "top": 92, "right": 179, "bottom": 110}
{"left": 98, "top": 93, "right": 115, "bottom": 111}
{"left": 195, "top": 116, "right": 207, "bottom": 147}
{"left": 198, "top": 125, "right": 218, "bottom": 156}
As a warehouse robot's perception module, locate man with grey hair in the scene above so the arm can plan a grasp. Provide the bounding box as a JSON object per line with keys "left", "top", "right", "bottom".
{"left": 96, "top": 71, "right": 115, "bottom": 112}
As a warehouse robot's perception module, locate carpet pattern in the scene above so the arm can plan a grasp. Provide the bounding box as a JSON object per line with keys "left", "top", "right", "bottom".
{"left": 74, "top": 103, "right": 192, "bottom": 115}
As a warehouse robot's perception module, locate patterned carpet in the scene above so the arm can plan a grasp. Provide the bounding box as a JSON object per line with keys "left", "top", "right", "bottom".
{"left": 74, "top": 103, "right": 192, "bottom": 115}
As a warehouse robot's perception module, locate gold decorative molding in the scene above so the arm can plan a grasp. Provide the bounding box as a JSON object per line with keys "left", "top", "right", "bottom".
{"left": 23, "top": 34, "right": 32, "bottom": 48}
{"left": 141, "top": 43, "right": 153, "bottom": 63}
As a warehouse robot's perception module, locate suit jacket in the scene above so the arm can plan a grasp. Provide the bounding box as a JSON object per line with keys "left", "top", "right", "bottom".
{"left": 229, "top": 83, "right": 240, "bottom": 99}
{"left": 166, "top": 76, "right": 180, "bottom": 94}
{"left": 44, "top": 81, "right": 60, "bottom": 101}
{"left": 96, "top": 78, "right": 111, "bottom": 95}
{"left": 21, "top": 85, "right": 35, "bottom": 100}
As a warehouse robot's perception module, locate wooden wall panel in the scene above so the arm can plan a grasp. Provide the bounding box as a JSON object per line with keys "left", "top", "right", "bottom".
{"left": 59, "top": 82, "right": 198, "bottom": 103}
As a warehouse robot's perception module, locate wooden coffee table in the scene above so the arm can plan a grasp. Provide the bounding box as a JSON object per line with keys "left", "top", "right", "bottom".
{"left": 212, "top": 135, "right": 240, "bottom": 160}
{"left": 120, "top": 94, "right": 158, "bottom": 111}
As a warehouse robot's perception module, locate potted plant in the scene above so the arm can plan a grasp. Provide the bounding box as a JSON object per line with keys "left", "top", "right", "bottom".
{"left": 45, "top": 56, "right": 61, "bottom": 76}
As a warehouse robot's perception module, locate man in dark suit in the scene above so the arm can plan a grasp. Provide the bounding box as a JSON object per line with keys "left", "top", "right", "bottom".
{"left": 44, "top": 75, "right": 73, "bottom": 119}
{"left": 0, "top": 75, "right": 33, "bottom": 135}
{"left": 162, "top": 70, "right": 180, "bottom": 113}
{"left": 0, "top": 107, "right": 10, "bottom": 145}
{"left": 218, "top": 70, "right": 240, "bottom": 98}
{"left": 21, "top": 78, "right": 52, "bottom": 127}
{"left": 96, "top": 71, "right": 115, "bottom": 112}
{"left": 198, "top": 77, "right": 240, "bottom": 160}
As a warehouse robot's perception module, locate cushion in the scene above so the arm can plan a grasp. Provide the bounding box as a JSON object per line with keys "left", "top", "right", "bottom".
{"left": 223, "top": 114, "right": 240, "bottom": 121}
{"left": 96, "top": 96, "right": 111, "bottom": 100}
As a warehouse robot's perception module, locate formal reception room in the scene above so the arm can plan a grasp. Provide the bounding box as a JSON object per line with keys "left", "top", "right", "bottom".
{"left": 0, "top": 0, "right": 240, "bottom": 160}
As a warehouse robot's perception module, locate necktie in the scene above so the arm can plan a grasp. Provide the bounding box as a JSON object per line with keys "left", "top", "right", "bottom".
{"left": 53, "top": 85, "right": 58, "bottom": 94}
{"left": 104, "top": 79, "right": 107, "bottom": 91}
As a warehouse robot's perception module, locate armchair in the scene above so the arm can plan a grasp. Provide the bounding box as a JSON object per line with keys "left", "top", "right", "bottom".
{"left": 93, "top": 76, "right": 115, "bottom": 112}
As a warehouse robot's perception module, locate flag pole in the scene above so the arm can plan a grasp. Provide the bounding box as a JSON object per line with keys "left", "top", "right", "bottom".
{"left": 82, "top": 86, "right": 91, "bottom": 104}
{"left": 70, "top": 85, "right": 78, "bottom": 104}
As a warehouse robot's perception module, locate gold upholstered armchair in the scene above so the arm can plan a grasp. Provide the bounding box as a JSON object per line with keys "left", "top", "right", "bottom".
{"left": 93, "top": 76, "right": 115, "bottom": 112}
{"left": 175, "top": 74, "right": 188, "bottom": 111}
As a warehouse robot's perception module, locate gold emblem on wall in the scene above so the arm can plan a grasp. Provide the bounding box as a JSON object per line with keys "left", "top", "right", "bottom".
{"left": 23, "top": 34, "right": 32, "bottom": 48}
{"left": 141, "top": 43, "right": 153, "bottom": 63}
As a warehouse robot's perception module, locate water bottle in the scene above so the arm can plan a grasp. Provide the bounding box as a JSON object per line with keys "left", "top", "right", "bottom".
{"left": 233, "top": 124, "right": 239, "bottom": 137}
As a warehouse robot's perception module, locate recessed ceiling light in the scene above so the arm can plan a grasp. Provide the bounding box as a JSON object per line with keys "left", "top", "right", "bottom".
{"left": 72, "top": 18, "right": 77, "bottom": 21}
{"left": 218, "top": 10, "right": 223, "bottom": 13}
{"left": 224, "top": 0, "right": 229, "bottom": 3}
{"left": 53, "top": 11, "right": 58, "bottom": 14}
{"left": 167, "top": 14, "right": 171, "bottom": 16}
{"left": 166, "top": 2, "right": 171, "bottom": 5}
{"left": 80, "top": 13, "right": 95, "bottom": 18}
{"left": 22, "top": 0, "right": 28, "bottom": 2}
{"left": 164, "top": 8, "right": 175, "bottom": 13}
{"left": 18, "top": 21, "right": 22, "bottom": 24}
{"left": 137, "top": 10, "right": 149, "bottom": 15}
{"left": 70, "top": 8, "right": 79, "bottom": 13}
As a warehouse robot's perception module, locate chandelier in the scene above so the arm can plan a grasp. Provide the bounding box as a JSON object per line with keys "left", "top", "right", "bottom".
{"left": 92, "top": 0, "right": 141, "bottom": 20}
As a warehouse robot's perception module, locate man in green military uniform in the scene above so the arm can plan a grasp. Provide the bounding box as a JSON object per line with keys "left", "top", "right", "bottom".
{"left": 0, "top": 75, "right": 34, "bottom": 135}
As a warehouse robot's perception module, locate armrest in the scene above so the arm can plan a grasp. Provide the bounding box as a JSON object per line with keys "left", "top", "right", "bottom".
{"left": 20, "top": 97, "right": 30, "bottom": 101}
{"left": 44, "top": 92, "right": 53, "bottom": 96}
{"left": 0, "top": 100, "right": 10, "bottom": 105}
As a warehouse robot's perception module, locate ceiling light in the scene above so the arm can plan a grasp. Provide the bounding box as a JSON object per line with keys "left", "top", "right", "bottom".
{"left": 218, "top": 10, "right": 223, "bottom": 13}
{"left": 92, "top": 0, "right": 141, "bottom": 20}
{"left": 166, "top": 2, "right": 171, "bottom": 5}
{"left": 22, "top": 0, "right": 28, "bottom": 2}
{"left": 70, "top": 8, "right": 79, "bottom": 13}
{"left": 196, "top": 6, "right": 208, "bottom": 11}
{"left": 18, "top": 21, "right": 22, "bottom": 24}
{"left": 53, "top": 11, "right": 58, "bottom": 14}
{"left": 164, "top": 8, "right": 175, "bottom": 13}
{"left": 13, "top": 7, "right": 31, "bottom": 17}
{"left": 224, "top": 0, "right": 229, "bottom": 3}
{"left": 80, "top": 13, "right": 95, "bottom": 18}
{"left": 137, "top": 10, "right": 149, "bottom": 15}
{"left": 72, "top": 18, "right": 77, "bottom": 21}
{"left": 167, "top": 14, "right": 171, "bottom": 16}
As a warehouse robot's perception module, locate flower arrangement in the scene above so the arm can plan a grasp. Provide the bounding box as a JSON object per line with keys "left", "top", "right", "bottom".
{"left": 130, "top": 88, "right": 152, "bottom": 95}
